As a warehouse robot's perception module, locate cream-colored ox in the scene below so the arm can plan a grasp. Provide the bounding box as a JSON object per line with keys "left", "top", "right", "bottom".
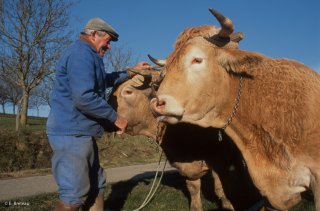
{"left": 150, "top": 8, "right": 320, "bottom": 211}
{"left": 110, "top": 74, "right": 262, "bottom": 211}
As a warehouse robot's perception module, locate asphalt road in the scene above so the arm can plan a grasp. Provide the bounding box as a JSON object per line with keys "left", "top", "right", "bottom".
{"left": 0, "top": 162, "right": 176, "bottom": 201}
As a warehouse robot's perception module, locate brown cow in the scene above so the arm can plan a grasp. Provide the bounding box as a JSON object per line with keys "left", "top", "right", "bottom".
{"left": 110, "top": 75, "right": 262, "bottom": 211}
{"left": 150, "top": 8, "right": 320, "bottom": 211}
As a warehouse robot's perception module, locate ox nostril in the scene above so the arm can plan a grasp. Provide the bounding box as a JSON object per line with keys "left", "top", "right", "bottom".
{"left": 150, "top": 98, "right": 165, "bottom": 114}
{"left": 157, "top": 99, "right": 166, "bottom": 107}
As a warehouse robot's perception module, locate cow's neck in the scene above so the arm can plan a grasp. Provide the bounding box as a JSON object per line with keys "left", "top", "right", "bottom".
{"left": 218, "top": 74, "right": 243, "bottom": 141}
{"left": 222, "top": 75, "right": 297, "bottom": 204}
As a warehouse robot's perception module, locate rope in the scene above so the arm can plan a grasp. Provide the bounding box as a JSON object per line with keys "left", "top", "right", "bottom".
{"left": 124, "top": 150, "right": 168, "bottom": 211}
{"left": 123, "top": 121, "right": 167, "bottom": 211}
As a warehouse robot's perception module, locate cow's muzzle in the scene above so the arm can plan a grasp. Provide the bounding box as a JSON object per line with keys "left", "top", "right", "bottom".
{"left": 150, "top": 97, "right": 184, "bottom": 124}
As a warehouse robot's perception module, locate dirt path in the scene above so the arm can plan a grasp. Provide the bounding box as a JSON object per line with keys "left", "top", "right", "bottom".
{"left": 0, "top": 162, "right": 175, "bottom": 201}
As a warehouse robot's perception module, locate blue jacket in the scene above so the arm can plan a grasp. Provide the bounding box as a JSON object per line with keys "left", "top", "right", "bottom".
{"left": 46, "top": 39, "right": 129, "bottom": 136}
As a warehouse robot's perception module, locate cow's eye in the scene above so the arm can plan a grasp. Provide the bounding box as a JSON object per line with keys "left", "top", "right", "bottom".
{"left": 125, "top": 90, "right": 133, "bottom": 95}
{"left": 122, "top": 87, "right": 134, "bottom": 96}
{"left": 192, "top": 57, "right": 203, "bottom": 64}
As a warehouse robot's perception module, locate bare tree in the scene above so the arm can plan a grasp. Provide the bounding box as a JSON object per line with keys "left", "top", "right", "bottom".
{"left": 39, "top": 76, "right": 54, "bottom": 108}
{"left": 0, "top": 72, "right": 22, "bottom": 114}
{"left": 0, "top": 80, "right": 9, "bottom": 114}
{"left": 0, "top": 0, "right": 74, "bottom": 130}
{"left": 104, "top": 44, "right": 138, "bottom": 73}
{"left": 29, "top": 94, "right": 46, "bottom": 117}
{"left": 7, "top": 81, "right": 22, "bottom": 114}
{"left": 29, "top": 80, "right": 51, "bottom": 116}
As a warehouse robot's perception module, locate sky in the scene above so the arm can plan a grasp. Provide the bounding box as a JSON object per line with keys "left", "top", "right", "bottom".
{"left": 69, "top": 0, "right": 320, "bottom": 70}
{"left": 13, "top": 0, "right": 320, "bottom": 117}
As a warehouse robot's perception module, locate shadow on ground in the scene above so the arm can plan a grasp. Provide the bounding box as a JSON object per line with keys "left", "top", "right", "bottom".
{"left": 104, "top": 170, "right": 315, "bottom": 211}
{"left": 104, "top": 170, "right": 228, "bottom": 211}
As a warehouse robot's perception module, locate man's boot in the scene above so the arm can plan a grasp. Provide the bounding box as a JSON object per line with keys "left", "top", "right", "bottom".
{"left": 53, "top": 200, "right": 80, "bottom": 211}
{"left": 82, "top": 193, "right": 104, "bottom": 211}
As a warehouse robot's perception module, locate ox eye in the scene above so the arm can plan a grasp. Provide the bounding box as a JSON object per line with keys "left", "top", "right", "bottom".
{"left": 124, "top": 90, "right": 133, "bottom": 95}
{"left": 121, "top": 88, "right": 134, "bottom": 96}
{"left": 191, "top": 57, "right": 203, "bottom": 64}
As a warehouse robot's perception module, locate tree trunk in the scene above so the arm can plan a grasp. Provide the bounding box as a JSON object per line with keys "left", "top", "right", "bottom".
{"left": 13, "top": 104, "right": 16, "bottom": 114}
{"left": 15, "top": 107, "right": 20, "bottom": 132}
{"left": 15, "top": 99, "right": 23, "bottom": 132}
{"left": 19, "top": 90, "right": 29, "bottom": 128}
{"left": 1, "top": 104, "right": 5, "bottom": 114}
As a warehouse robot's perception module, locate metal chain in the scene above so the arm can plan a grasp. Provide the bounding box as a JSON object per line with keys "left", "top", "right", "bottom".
{"left": 219, "top": 76, "right": 243, "bottom": 141}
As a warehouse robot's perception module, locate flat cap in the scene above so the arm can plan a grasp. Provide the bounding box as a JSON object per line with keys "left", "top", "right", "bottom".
{"left": 84, "top": 18, "right": 119, "bottom": 41}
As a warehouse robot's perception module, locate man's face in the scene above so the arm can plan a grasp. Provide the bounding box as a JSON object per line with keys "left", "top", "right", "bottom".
{"left": 92, "top": 31, "right": 112, "bottom": 56}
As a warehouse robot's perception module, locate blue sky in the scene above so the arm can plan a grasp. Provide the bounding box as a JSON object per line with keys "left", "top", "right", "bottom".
{"left": 23, "top": 0, "right": 320, "bottom": 116}
{"left": 70, "top": 0, "right": 320, "bottom": 71}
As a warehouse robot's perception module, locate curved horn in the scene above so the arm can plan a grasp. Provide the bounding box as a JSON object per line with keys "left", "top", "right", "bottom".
{"left": 127, "top": 68, "right": 165, "bottom": 83}
{"left": 209, "top": 8, "right": 234, "bottom": 38}
{"left": 148, "top": 54, "right": 166, "bottom": 67}
{"left": 127, "top": 68, "right": 153, "bottom": 77}
{"left": 230, "top": 32, "right": 245, "bottom": 43}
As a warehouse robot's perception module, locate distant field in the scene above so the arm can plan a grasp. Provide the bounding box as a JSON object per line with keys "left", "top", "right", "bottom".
{"left": 0, "top": 114, "right": 46, "bottom": 130}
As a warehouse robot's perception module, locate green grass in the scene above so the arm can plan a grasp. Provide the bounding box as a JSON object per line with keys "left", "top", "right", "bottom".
{"left": 0, "top": 173, "right": 219, "bottom": 211}
{"left": 0, "top": 114, "right": 16, "bottom": 129}
{"left": 0, "top": 172, "right": 315, "bottom": 211}
{"left": 0, "top": 114, "right": 47, "bottom": 131}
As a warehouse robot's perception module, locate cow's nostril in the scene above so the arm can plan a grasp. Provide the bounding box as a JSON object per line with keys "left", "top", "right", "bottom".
{"left": 150, "top": 98, "right": 165, "bottom": 114}
{"left": 157, "top": 99, "right": 166, "bottom": 107}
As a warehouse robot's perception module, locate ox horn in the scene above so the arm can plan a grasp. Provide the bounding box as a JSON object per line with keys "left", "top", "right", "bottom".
{"left": 209, "top": 8, "right": 234, "bottom": 38}
{"left": 127, "top": 68, "right": 154, "bottom": 77}
{"left": 127, "top": 67, "right": 164, "bottom": 83}
{"left": 148, "top": 54, "right": 166, "bottom": 67}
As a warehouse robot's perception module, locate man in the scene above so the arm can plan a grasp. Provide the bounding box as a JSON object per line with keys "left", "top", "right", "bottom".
{"left": 46, "top": 18, "right": 151, "bottom": 211}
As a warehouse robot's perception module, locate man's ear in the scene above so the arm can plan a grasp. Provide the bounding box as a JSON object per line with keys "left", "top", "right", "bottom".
{"left": 91, "top": 30, "right": 97, "bottom": 40}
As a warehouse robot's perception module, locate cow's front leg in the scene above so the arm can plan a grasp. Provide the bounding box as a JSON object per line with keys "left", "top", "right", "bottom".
{"left": 212, "top": 170, "right": 234, "bottom": 211}
{"left": 186, "top": 178, "right": 203, "bottom": 211}
{"left": 311, "top": 173, "right": 320, "bottom": 211}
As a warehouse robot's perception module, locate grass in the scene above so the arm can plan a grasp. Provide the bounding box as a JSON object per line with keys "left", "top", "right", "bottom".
{"left": 0, "top": 172, "right": 316, "bottom": 211}
{"left": 0, "top": 114, "right": 47, "bottom": 131}
{"left": 98, "top": 134, "right": 162, "bottom": 169}
{"left": 0, "top": 129, "right": 52, "bottom": 175}
{"left": 0, "top": 173, "right": 220, "bottom": 211}
{"left": 0, "top": 114, "right": 162, "bottom": 179}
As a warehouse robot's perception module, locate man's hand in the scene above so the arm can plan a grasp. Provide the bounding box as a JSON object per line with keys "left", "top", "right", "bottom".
{"left": 114, "top": 115, "right": 128, "bottom": 135}
{"left": 127, "top": 61, "right": 151, "bottom": 77}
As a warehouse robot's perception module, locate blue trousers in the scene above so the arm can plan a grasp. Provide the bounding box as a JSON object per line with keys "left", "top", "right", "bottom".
{"left": 48, "top": 135, "right": 106, "bottom": 205}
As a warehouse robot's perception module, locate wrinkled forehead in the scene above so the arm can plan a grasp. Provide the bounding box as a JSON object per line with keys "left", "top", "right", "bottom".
{"left": 173, "top": 25, "right": 220, "bottom": 50}
{"left": 167, "top": 36, "right": 212, "bottom": 68}
{"left": 167, "top": 25, "right": 240, "bottom": 67}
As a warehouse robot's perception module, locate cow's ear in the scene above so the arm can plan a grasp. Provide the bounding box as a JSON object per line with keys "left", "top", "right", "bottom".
{"left": 217, "top": 48, "right": 263, "bottom": 75}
